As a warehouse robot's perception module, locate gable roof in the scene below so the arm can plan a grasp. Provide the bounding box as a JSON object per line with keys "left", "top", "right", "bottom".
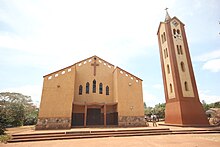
{"left": 43, "top": 55, "right": 142, "bottom": 81}
{"left": 157, "top": 16, "right": 185, "bottom": 35}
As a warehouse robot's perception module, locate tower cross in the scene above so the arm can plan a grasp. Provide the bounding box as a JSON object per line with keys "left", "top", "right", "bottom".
{"left": 91, "top": 57, "right": 99, "bottom": 76}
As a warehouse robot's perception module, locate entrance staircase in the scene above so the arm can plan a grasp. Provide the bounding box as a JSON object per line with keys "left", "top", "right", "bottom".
{"left": 8, "top": 128, "right": 220, "bottom": 143}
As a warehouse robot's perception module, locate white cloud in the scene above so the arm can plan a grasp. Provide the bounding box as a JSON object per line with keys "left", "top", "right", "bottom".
{"left": 199, "top": 89, "right": 220, "bottom": 104}
{"left": 0, "top": 0, "right": 177, "bottom": 69}
{"left": 194, "top": 49, "right": 220, "bottom": 73}
{"left": 143, "top": 89, "right": 165, "bottom": 107}
{"left": 202, "top": 59, "right": 220, "bottom": 72}
{"left": 194, "top": 49, "right": 220, "bottom": 62}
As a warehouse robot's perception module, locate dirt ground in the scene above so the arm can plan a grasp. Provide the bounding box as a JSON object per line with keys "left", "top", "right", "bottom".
{"left": 2, "top": 124, "right": 220, "bottom": 147}
{"left": 1, "top": 134, "right": 220, "bottom": 147}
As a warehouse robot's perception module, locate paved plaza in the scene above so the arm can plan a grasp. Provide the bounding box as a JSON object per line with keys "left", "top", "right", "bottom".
{"left": 1, "top": 124, "right": 220, "bottom": 147}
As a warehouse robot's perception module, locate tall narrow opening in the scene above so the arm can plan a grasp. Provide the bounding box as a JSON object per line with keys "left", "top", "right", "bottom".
{"left": 170, "top": 83, "right": 173, "bottom": 93}
{"left": 93, "top": 80, "right": 96, "bottom": 93}
{"left": 180, "top": 62, "right": 185, "bottom": 72}
{"left": 99, "top": 83, "right": 103, "bottom": 94}
{"left": 86, "top": 82, "right": 89, "bottom": 94}
{"left": 184, "top": 81, "right": 189, "bottom": 91}
{"left": 79, "top": 85, "right": 83, "bottom": 95}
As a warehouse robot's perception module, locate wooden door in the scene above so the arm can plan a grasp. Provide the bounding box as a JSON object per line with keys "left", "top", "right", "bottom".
{"left": 87, "top": 108, "right": 101, "bottom": 125}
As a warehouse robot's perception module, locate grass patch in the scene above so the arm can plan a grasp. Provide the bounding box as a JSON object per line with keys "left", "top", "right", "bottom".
{"left": 0, "top": 135, "right": 11, "bottom": 144}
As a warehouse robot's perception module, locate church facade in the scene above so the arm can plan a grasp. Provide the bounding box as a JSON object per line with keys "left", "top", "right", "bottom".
{"left": 36, "top": 55, "right": 145, "bottom": 129}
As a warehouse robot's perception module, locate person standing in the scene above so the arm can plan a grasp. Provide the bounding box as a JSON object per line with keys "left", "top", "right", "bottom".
{"left": 152, "top": 115, "right": 157, "bottom": 127}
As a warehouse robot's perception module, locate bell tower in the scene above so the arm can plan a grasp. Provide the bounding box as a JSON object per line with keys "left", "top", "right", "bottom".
{"left": 157, "top": 9, "right": 209, "bottom": 126}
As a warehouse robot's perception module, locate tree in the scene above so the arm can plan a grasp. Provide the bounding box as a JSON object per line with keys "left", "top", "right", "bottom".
{"left": 153, "top": 103, "right": 165, "bottom": 119}
{"left": 0, "top": 105, "right": 7, "bottom": 135}
{"left": 0, "top": 92, "right": 38, "bottom": 134}
{"left": 202, "top": 100, "right": 210, "bottom": 112}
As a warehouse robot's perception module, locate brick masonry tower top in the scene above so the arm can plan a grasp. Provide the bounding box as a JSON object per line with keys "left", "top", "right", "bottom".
{"left": 157, "top": 10, "right": 209, "bottom": 126}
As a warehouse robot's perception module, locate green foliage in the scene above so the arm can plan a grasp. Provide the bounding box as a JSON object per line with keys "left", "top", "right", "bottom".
{"left": 153, "top": 103, "right": 165, "bottom": 118}
{"left": 0, "top": 92, "right": 38, "bottom": 134}
{"left": 144, "top": 100, "right": 220, "bottom": 121}
{"left": 144, "top": 106, "right": 153, "bottom": 116}
{"left": 202, "top": 100, "right": 220, "bottom": 112}
{"left": 0, "top": 135, "right": 11, "bottom": 144}
{"left": 144, "top": 103, "right": 165, "bottom": 119}
{"left": 202, "top": 100, "right": 210, "bottom": 112}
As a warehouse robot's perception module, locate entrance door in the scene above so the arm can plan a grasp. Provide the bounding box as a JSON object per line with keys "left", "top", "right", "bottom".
{"left": 87, "top": 108, "right": 101, "bottom": 125}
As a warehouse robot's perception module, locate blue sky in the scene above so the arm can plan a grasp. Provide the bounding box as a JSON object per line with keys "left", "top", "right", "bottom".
{"left": 0, "top": 0, "right": 219, "bottom": 107}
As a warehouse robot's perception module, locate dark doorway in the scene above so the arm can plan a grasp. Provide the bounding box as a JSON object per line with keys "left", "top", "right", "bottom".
{"left": 72, "top": 113, "right": 84, "bottom": 126}
{"left": 87, "top": 108, "right": 101, "bottom": 125}
{"left": 107, "top": 112, "right": 118, "bottom": 125}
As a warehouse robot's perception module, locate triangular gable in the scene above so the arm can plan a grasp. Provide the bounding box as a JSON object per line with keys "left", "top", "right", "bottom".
{"left": 157, "top": 16, "right": 185, "bottom": 35}
{"left": 43, "top": 55, "right": 142, "bottom": 81}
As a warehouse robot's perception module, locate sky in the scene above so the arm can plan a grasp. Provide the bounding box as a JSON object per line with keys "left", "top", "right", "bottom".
{"left": 0, "top": 0, "right": 219, "bottom": 107}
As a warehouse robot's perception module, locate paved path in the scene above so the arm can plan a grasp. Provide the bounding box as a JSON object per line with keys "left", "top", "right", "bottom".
{"left": 6, "top": 123, "right": 220, "bottom": 135}
{"left": 2, "top": 123, "right": 220, "bottom": 147}
{"left": 1, "top": 134, "right": 220, "bottom": 147}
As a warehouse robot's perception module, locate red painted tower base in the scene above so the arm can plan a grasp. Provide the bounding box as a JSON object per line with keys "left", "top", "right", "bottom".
{"left": 165, "top": 99, "right": 209, "bottom": 126}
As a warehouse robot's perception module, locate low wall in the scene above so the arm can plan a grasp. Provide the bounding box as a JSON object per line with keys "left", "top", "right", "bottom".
{"left": 35, "top": 117, "right": 71, "bottom": 130}
{"left": 118, "top": 116, "right": 146, "bottom": 127}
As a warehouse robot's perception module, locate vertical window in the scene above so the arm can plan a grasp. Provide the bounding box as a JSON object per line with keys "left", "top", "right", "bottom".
{"left": 177, "top": 29, "right": 180, "bottom": 34}
{"left": 93, "top": 80, "right": 96, "bottom": 93}
{"left": 173, "top": 29, "right": 176, "bottom": 38}
{"left": 170, "top": 84, "right": 173, "bottom": 93}
{"left": 180, "top": 45, "right": 183, "bottom": 55}
{"left": 163, "top": 50, "right": 167, "bottom": 59}
{"left": 184, "top": 81, "right": 189, "bottom": 91}
{"left": 173, "top": 29, "right": 176, "bottom": 35}
{"left": 161, "top": 34, "right": 164, "bottom": 43}
{"left": 180, "top": 62, "right": 185, "bottom": 72}
{"left": 86, "top": 82, "right": 89, "bottom": 94}
{"left": 79, "top": 85, "right": 83, "bottom": 95}
{"left": 166, "top": 48, "right": 168, "bottom": 57}
{"left": 177, "top": 45, "right": 180, "bottom": 55}
{"left": 163, "top": 32, "right": 166, "bottom": 41}
{"left": 106, "top": 86, "right": 109, "bottom": 95}
{"left": 99, "top": 83, "right": 103, "bottom": 94}
{"left": 167, "top": 64, "right": 170, "bottom": 74}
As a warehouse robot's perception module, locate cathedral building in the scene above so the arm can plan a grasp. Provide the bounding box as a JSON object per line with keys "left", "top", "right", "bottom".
{"left": 36, "top": 55, "right": 145, "bottom": 129}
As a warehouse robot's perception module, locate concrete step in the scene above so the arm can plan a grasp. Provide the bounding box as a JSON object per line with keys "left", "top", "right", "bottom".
{"left": 8, "top": 128, "right": 172, "bottom": 143}
{"left": 9, "top": 131, "right": 172, "bottom": 143}
{"left": 8, "top": 128, "right": 220, "bottom": 143}
{"left": 11, "top": 128, "right": 170, "bottom": 139}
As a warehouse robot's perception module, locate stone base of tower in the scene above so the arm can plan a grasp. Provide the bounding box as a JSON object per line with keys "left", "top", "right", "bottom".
{"left": 165, "top": 100, "right": 209, "bottom": 126}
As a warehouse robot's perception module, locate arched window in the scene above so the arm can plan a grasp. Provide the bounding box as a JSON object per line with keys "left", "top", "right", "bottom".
{"left": 170, "top": 84, "right": 173, "bottom": 93}
{"left": 173, "top": 29, "right": 176, "bottom": 38}
{"left": 99, "top": 83, "right": 103, "bottom": 94}
{"left": 93, "top": 80, "right": 96, "bottom": 93}
{"left": 167, "top": 64, "right": 170, "bottom": 74}
{"left": 184, "top": 81, "right": 189, "bottom": 91}
{"left": 180, "top": 62, "right": 185, "bottom": 72}
{"left": 173, "top": 29, "right": 176, "bottom": 35}
{"left": 86, "top": 82, "right": 89, "bottom": 94}
{"left": 166, "top": 48, "right": 168, "bottom": 57}
{"left": 177, "top": 29, "right": 180, "bottom": 34}
{"left": 79, "top": 85, "right": 83, "bottom": 95}
{"left": 164, "top": 49, "right": 166, "bottom": 58}
{"left": 180, "top": 45, "right": 183, "bottom": 55}
{"left": 177, "top": 45, "right": 180, "bottom": 55}
{"left": 163, "top": 32, "right": 166, "bottom": 41}
{"left": 106, "top": 86, "right": 109, "bottom": 95}
{"left": 161, "top": 34, "right": 164, "bottom": 43}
